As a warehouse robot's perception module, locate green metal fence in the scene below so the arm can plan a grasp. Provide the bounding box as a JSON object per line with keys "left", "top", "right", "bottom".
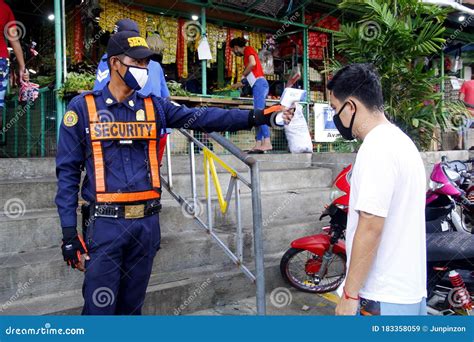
{"left": 0, "top": 88, "right": 354, "bottom": 158}
{"left": 0, "top": 88, "right": 57, "bottom": 158}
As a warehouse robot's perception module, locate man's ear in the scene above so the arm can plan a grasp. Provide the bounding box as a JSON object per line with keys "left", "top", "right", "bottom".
{"left": 347, "top": 98, "right": 358, "bottom": 114}
{"left": 109, "top": 57, "right": 119, "bottom": 72}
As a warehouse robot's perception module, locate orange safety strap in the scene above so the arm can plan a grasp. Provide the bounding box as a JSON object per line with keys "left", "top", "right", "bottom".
{"left": 144, "top": 97, "right": 155, "bottom": 121}
{"left": 264, "top": 105, "right": 283, "bottom": 116}
{"left": 96, "top": 190, "right": 160, "bottom": 203}
{"left": 85, "top": 95, "right": 106, "bottom": 192}
{"left": 144, "top": 97, "right": 161, "bottom": 189}
{"left": 85, "top": 95, "right": 161, "bottom": 203}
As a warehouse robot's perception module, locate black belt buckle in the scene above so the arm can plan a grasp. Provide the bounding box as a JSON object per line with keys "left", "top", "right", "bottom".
{"left": 94, "top": 204, "right": 119, "bottom": 218}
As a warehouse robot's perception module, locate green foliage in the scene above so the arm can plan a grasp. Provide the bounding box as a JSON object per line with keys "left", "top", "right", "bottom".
{"left": 331, "top": 0, "right": 470, "bottom": 150}
{"left": 58, "top": 72, "right": 96, "bottom": 99}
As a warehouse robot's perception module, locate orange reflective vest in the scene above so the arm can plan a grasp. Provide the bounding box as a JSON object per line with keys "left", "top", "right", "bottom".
{"left": 84, "top": 94, "right": 161, "bottom": 203}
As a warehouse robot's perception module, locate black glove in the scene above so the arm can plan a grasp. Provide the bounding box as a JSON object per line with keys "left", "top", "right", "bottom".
{"left": 61, "top": 227, "right": 88, "bottom": 269}
{"left": 248, "top": 105, "right": 284, "bottom": 127}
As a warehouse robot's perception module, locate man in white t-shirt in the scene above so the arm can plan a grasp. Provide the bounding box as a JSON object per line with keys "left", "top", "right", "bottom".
{"left": 328, "top": 64, "right": 427, "bottom": 316}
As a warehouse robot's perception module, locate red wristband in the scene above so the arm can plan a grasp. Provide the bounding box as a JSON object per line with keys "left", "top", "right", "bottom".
{"left": 343, "top": 286, "right": 360, "bottom": 301}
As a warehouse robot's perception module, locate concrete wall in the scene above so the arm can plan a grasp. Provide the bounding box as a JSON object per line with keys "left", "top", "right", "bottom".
{"left": 312, "top": 150, "right": 470, "bottom": 181}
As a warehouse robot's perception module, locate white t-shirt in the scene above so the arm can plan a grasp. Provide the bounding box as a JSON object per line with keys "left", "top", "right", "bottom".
{"left": 346, "top": 123, "right": 427, "bottom": 304}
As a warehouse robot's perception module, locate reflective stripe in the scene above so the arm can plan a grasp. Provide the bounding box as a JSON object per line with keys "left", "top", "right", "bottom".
{"left": 144, "top": 97, "right": 155, "bottom": 121}
{"left": 84, "top": 94, "right": 161, "bottom": 202}
{"left": 85, "top": 95, "right": 106, "bottom": 192}
{"left": 144, "top": 97, "right": 161, "bottom": 189}
{"left": 96, "top": 190, "right": 160, "bottom": 203}
{"left": 91, "top": 141, "right": 106, "bottom": 192}
{"left": 148, "top": 140, "right": 160, "bottom": 188}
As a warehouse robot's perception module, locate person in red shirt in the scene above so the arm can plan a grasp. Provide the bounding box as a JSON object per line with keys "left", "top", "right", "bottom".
{"left": 457, "top": 75, "right": 474, "bottom": 149}
{"left": 0, "top": 0, "right": 27, "bottom": 143}
{"left": 231, "top": 37, "right": 271, "bottom": 153}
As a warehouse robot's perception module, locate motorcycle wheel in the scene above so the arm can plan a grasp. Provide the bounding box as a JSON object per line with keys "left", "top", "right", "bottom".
{"left": 280, "top": 247, "right": 346, "bottom": 293}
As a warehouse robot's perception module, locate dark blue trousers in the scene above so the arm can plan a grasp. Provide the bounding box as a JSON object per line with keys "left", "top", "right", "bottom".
{"left": 82, "top": 214, "right": 161, "bottom": 315}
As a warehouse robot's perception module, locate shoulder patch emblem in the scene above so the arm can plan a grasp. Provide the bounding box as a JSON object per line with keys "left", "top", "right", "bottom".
{"left": 63, "top": 111, "right": 79, "bottom": 127}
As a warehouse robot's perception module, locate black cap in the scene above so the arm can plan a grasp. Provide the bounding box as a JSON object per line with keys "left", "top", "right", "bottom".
{"left": 107, "top": 31, "right": 159, "bottom": 61}
{"left": 113, "top": 19, "right": 139, "bottom": 34}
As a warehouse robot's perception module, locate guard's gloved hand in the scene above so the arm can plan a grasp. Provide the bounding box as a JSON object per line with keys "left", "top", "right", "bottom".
{"left": 248, "top": 105, "right": 294, "bottom": 127}
{"left": 61, "top": 227, "right": 89, "bottom": 272}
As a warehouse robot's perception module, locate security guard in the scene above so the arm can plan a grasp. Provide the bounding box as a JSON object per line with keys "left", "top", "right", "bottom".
{"left": 55, "top": 30, "right": 293, "bottom": 315}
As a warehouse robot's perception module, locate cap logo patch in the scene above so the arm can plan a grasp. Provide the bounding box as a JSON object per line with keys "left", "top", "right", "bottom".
{"left": 128, "top": 37, "right": 148, "bottom": 48}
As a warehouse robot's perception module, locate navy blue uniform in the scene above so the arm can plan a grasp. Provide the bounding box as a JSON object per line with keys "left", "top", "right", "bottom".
{"left": 55, "top": 85, "right": 252, "bottom": 314}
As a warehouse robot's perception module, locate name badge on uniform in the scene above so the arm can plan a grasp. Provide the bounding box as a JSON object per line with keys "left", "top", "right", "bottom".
{"left": 136, "top": 109, "right": 145, "bottom": 121}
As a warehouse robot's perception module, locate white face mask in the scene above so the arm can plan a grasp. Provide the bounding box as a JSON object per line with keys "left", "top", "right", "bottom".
{"left": 117, "top": 60, "right": 149, "bottom": 90}
{"left": 128, "top": 66, "right": 149, "bottom": 90}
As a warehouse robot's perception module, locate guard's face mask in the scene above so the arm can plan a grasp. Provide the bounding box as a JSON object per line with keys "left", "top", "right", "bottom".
{"left": 117, "top": 59, "right": 149, "bottom": 90}
{"left": 333, "top": 100, "right": 357, "bottom": 140}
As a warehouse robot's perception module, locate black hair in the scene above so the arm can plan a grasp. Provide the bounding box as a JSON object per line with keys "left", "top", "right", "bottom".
{"left": 229, "top": 37, "right": 247, "bottom": 48}
{"left": 106, "top": 53, "right": 126, "bottom": 71}
{"left": 327, "top": 63, "right": 384, "bottom": 111}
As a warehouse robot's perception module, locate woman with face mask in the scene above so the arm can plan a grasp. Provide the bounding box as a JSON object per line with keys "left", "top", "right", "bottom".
{"left": 230, "top": 37, "right": 271, "bottom": 153}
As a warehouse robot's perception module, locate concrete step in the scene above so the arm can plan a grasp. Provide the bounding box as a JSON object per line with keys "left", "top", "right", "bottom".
{"left": 0, "top": 230, "right": 241, "bottom": 303}
{"left": 0, "top": 256, "right": 286, "bottom": 315}
{"left": 0, "top": 154, "right": 315, "bottom": 181}
{"left": 0, "top": 167, "right": 331, "bottom": 213}
{"left": 0, "top": 213, "right": 327, "bottom": 307}
{"left": 165, "top": 167, "right": 332, "bottom": 198}
{"left": 0, "top": 187, "right": 330, "bottom": 256}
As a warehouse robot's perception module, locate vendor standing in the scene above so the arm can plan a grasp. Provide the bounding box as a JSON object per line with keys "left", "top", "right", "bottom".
{"left": 0, "top": 0, "right": 28, "bottom": 143}
{"left": 230, "top": 37, "right": 271, "bottom": 153}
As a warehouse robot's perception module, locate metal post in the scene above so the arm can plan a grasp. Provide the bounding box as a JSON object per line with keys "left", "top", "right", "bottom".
{"left": 201, "top": 7, "right": 207, "bottom": 95}
{"left": 166, "top": 134, "right": 173, "bottom": 188}
{"left": 189, "top": 133, "right": 197, "bottom": 212}
{"left": 54, "top": 0, "right": 64, "bottom": 137}
{"left": 1, "top": 102, "right": 6, "bottom": 144}
{"left": 235, "top": 180, "right": 243, "bottom": 262}
{"left": 40, "top": 93, "right": 45, "bottom": 157}
{"left": 206, "top": 159, "right": 213, "bottom": 232}
{"left": 26, "top": 102, "right": 31, "bottom": 157}
{"left": 62, "top": 0, "right": 67, "bottom": 78}
{"left": 13, "top": 99, "right": 18, "bottom": 157}
{"left": 250, "top": 161, "right": 266, "bottom": 315}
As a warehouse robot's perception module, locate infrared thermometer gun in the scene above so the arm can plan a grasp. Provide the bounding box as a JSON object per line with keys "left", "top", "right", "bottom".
{"left": 264, "top": 88, "right": 307, "bottom": 126}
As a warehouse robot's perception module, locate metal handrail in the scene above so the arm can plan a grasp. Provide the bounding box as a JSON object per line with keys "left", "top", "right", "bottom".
{"left": 161, "top": 129, "right": 266, "bottom": 315}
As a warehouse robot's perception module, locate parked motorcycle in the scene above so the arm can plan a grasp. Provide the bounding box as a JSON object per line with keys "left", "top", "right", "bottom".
{"left": 426, "top": 156, "right": 473, "bottom": 233}
{"left": 280, "top": 161, "right": 474, "bottom": 315}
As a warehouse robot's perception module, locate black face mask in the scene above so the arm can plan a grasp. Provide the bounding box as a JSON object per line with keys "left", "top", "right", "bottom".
{"left": 333, "top": 101, "right": 357, "bottom": 140}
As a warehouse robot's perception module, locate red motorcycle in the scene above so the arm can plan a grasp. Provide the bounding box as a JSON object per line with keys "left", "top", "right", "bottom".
{"left": 279, "top": 165, "right": 351, "bottom": 293}
{"left": 280, "top": 162, "right": 474, "bottom": 315}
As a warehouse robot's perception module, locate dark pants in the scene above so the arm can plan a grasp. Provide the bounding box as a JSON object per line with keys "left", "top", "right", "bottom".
{"left": 82, "top": 214, "right": 161, "bottom": 315}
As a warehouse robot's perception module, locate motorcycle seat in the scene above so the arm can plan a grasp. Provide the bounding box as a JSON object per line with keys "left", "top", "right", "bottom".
{"left": 426, "top": 232, "right": 474, "bottom": 262}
